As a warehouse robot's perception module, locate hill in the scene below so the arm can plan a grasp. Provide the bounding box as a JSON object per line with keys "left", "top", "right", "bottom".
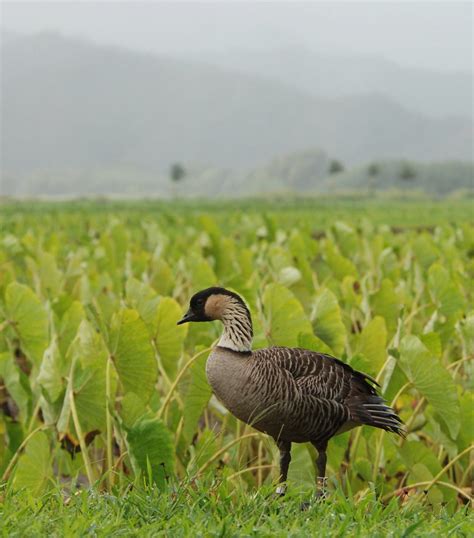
{"left": 194, "top": 48, "right": 473, "bottom": 119}
{"left": 1, "top": 31, "right": 472, "bottom": 194}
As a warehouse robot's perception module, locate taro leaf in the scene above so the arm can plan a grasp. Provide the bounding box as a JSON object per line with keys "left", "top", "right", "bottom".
{"left": 0, "top": 351, "right": 30, "bottom": 419}
{"left": 4, "top": 282, "right": 49, "bottom": 366}
{"left": 325, "top": 243, "right": 357, "bottom": 280}
{"left": 428, "top": 264, "right": 465, "bottom": 319}
{"left": 277, "top": 266, "right": 302, "bottom": 287}
{"left": 127, "top": 417, "right": 174, "bottom": 488}
{"left": 332, "top": 221, "right": 359, "bottom": 258}
{"left": 262, "top": 283, "right": 312, "bottom": 347}
{"left": 180, "top": 350, "right": 212, "bottom": 445}
{"left": 188, "top": 253, "right": 217, "bottom": 292}
{"left": 125, "top": 278, "right": 160, "bottom": 329}
{"left": 399, "top": 335, "right": 460, "bottom": 439}
{"left": 399, "top": 440, "right": 455, "bottom": 506}
{"left": 457, "top": 392, "right": 474, "bottom": 454}
{"left": 37, "top": 338, "right": 64, "bottom": 403}
{"left": 187, "top": 428, "right": 218, "bottom": 473}
{"left": 57, "top": 320, "right": 109, "bottom": 435}
{"left": 298, "top": 332, "right": 333, "bottom": 356}
{"left": 371, "top": 278, "right": 401, "bottom": 334}
{"left": 109, "top": 309, "right": 158, "bottom": 403}
{"left": 457, "top": 313, "right": 474, "bottom": 356}
{"left": 37, "top": 251, "right": 63, "bottom": 297}
{"left": 356, "top": 316, "right": 387, "bottom": 375}
{"left": 419, "top": 332, "right": 442, "bottom": 358}
{"left": 153, "top": 297, "right": 188, "bottom": 378}
{"left": 150, "top": 258, "right": 175, "bottom": 297}
{"left": 311, "top": 288, "right": 346, "bottom": 356}
{"left": 287, "top": 443, "right": 315, "bottom": 486}
{"left": 58, "top": 301, "right": 85, "bottom": 357}
{"left": 12, "top": 431, "right": 52, "bottom": 495}
{"left": 120, "top": 392, "right": 147, "bottom": 429}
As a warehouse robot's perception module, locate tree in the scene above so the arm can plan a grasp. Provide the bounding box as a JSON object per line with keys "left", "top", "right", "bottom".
{"left": 170, "top": 163, "right": 186, "bottom": 183}
{"left": 367, "top": 162, "right": 380, "bottom": 195}
{"left": 328, "top": 159, "right": 344, "bottom": 175}
{"left": 368, "top": 162, "right": 380, "bottom": 178}
{"left": 399, "top": 162, "right": 416, "bottom": 181}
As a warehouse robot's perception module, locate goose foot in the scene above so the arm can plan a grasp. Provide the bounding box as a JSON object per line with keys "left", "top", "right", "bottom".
{"left": 274, "top": 484, "right": 287, "bottom": 497}
{"left": 316, "top": 476, "right": 328, "bottom": 499}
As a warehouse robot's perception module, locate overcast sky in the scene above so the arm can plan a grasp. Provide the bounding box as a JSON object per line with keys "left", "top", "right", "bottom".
{"left": 2, "top": 1, "right": 473, "bottom": 73}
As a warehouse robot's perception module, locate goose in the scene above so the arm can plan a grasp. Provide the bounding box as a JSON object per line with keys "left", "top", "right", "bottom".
{"left": 177, "top": 287, "right": 404, "bottom": 498}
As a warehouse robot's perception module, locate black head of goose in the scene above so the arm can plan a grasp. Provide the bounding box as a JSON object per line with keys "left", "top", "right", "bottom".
{"left": 178, "top": 287, "right": 404, "bottom": 498}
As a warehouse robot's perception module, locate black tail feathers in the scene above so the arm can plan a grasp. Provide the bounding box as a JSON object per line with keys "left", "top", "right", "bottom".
{"left": 350, "top": 395, "right": 406, "bottom": 438}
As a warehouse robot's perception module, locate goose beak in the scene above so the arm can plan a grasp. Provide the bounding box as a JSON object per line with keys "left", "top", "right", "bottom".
{"left": 177, "top": 308, "right": 196, "bottom": 325}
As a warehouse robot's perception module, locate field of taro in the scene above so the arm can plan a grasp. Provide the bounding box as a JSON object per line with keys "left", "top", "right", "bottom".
{"left": 0, "top": 200, "right": 472, "bottom": 515}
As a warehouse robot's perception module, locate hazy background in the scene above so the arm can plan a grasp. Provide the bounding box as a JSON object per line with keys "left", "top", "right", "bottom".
{"left": 1, "top": 1, "right": 473, "bottom": 197}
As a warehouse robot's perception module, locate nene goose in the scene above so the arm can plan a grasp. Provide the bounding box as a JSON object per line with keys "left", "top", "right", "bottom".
{"left": 178, "top": 287, "right": 404, "bottom": 498}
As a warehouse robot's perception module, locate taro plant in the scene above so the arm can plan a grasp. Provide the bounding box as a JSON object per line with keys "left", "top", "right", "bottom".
{"left": 0, "top": 202, "right": 472, "bottom": 512}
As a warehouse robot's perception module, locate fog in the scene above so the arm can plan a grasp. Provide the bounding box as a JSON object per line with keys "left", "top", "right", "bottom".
{"left": 3, "top": 1, "right": 473, "bottom": 72}
{"left": 1, "top": 1, "right": 473, "bottom": 197}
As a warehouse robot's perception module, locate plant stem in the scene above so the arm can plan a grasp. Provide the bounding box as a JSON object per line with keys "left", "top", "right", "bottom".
{"left": 1, "top": 425, "right": 49, "bottom": 483}
{"left": 105, "top": 355, "right": 114, "bottom": 491}
{"left": 157, "top": 346, "right": 212, "bottom": 420}
{"left": 69, "top": 389, "right": 95, "bottom": 485}
{"left": 197, "top": 433, "right": 261, "bottom": 476}
{"left": 382, "top": 480, "right": 472, "bottom": 503}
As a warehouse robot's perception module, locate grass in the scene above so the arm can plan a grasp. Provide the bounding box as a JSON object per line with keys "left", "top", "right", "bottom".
{"left": 2, "top": 195, "right": 474, "bottom": 229}
{"left": 1, "top": 481, "right": 472, "bottom": 537}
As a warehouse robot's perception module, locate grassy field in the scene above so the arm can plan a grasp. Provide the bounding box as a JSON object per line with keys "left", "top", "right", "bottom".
{"left": 0, "top": 197, "right": 472, "bottom": 536}
{"left": 1, "top": 483, "right": 472, "bottom": 537}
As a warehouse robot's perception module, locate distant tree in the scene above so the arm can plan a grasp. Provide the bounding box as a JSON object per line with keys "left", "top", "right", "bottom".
{"left": 170, "top": 162, "right": 186, "bottom": 183}
{"left": 328, "top": 159, "right": 344, "bottom": 175}
{"left": 367, "top": 162, "right": 380, "bottom": 177}
{"left": 367, "top": 162, "right": 380, "bottom": 195}
{"left": 399, "top": 162, "right": 416, "bottom": 181}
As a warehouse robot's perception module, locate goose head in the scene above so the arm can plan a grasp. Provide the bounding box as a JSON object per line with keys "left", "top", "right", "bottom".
{"left": 177, "top": 287, "right": 248, "bottom": 324}
{"left": 177, "top": 287, "right": 253, "bottom": 352}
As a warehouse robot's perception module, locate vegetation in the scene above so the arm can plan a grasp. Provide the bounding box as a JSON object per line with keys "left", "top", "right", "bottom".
{"left": 329, "top": 159, "right": 345, "bottom": 175}
{"left": 0, "top": 198, "right": 472, "bottom": 535}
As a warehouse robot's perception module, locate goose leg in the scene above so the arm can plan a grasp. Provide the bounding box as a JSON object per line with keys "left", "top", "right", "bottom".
{"left": 275, "top": 440, "right": 291, "bottom": 496}
{"left": 313, "top": 441, "right": 328, "bottom": 499}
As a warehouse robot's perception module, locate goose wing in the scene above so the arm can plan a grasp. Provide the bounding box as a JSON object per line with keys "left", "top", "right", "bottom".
{"left": 253, "top": 346, "right": 376, "bottom": 401}
{"left": 253, "top": 347, "right": 404, "bottom": 437}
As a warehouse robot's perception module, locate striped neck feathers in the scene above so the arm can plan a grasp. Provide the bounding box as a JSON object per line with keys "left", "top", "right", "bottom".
{"left": 206, "top": 294, "right": 253, "bottom": 353}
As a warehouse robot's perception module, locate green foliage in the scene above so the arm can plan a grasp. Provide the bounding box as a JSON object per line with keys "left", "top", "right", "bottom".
{"left": 262, "top": 283, "right": 312, "bottom": 346}
{"left": 4, "top": 282, "right": 49, "bottom": 366}
{"left": 12, "top": 431, "right": 52, "bottom": 495}
{"left": 0, "top": 199, "right": 471, "bottom": 515}
{"left": 311, "top": 289, "right": 346, "bottom": 356}
{"left": 127, "top": 417, "right": 174, "bottom": 488}
{"left": 109, "top": 309, "right": 158, "bottom": 403}
{"left": 399, "top": 336, "right": 460, "bottom": 439}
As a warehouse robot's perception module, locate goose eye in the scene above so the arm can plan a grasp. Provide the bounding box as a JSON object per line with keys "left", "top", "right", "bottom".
{"left": 196, "top": 298, "right": 204, "bottom": 306}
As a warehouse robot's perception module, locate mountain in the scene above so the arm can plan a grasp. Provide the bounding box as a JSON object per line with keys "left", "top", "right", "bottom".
{"left": 192, "top": 48, "right": 473, "bottom": 119}
{"left": 1, "top": 31, "right": 472, "bottom": 194}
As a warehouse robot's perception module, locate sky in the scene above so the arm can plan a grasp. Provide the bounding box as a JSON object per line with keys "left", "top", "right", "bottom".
{"left": 1, "top": 1, "right": 473, "bottom": 73}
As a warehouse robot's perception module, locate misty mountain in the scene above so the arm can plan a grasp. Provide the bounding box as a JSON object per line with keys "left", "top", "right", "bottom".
{"left": 1, "top": 31, "right": 472, "bottom": 188}
{"left": 193, "top": 49, "right": 473, "bottom": 119}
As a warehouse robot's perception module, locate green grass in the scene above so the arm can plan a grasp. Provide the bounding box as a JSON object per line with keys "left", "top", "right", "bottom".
{"left": 1, "top": 482, "right": 472, "bottom": 537}
{"left": 2, "top": 195, "right": 474, "bottom": 229}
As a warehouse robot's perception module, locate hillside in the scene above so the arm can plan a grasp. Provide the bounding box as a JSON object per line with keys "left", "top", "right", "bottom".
{"left": 1, "top": 31, "right": 472, "bottom": 194}
{"left": 195, "top": 48, "right": 473, "bottom": 119}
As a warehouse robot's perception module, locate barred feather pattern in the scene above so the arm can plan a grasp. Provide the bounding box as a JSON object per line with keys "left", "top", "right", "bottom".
{"left": 207, "top": 305, "right": 404, "bottom": 445}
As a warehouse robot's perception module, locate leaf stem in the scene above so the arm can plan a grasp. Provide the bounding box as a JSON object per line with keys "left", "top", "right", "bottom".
{"left": 382, "top": 479, "right": 472, "bottom": 503}
{"left": 1, "top": 425, "right": 49, "bottom": 483}
{"left": 197, "top": 433, "right": 261, "bottom": 476}
{"left": 105, "top": 355, "right": 114, "bottom": 491}
{"left": 157, "top": 346, "right": 212, "bottom": 420}
{"left": 69, "top": 389, "right": 95, "bottom": 485}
